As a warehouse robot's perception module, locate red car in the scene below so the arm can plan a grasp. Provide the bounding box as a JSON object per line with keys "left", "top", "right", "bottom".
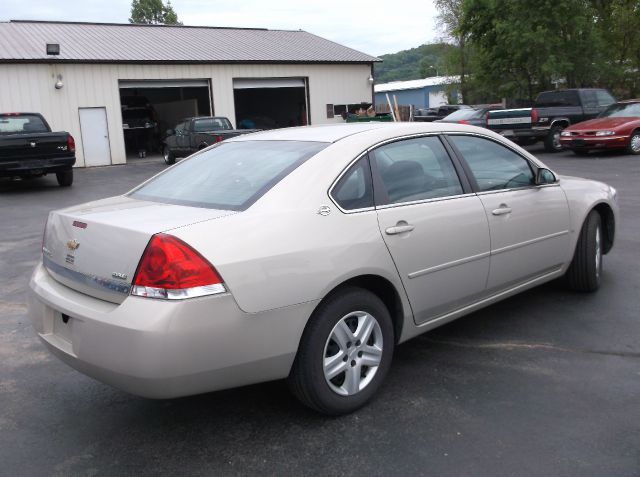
{"left": 560, "top": 99, "right": 640, "bottom": 155}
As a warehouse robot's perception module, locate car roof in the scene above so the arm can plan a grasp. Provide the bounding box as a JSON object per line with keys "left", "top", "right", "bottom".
{"left": 226, "top": 121, "right": 489, "bottom": 143}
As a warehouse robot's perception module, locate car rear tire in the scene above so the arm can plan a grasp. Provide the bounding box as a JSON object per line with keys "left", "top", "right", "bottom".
{"left": 544, "top": 125, "right": 565, "bottom": 153}
{"left": 565, "top": 210, "right": 602, "bottom": 292}
{"left": 163, "top": 145, "right": 176, "bottom": 165}
{"left": 288, "top": 287, "right": 394, "bottom": 415}
{"left": 56, "top": 169, "right": 73, "bottom": 187}
{"left": 627, "top": 131, "right": 640, "bottom": 155}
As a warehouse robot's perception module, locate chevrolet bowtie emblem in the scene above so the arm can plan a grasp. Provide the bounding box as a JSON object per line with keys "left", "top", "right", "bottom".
{"left": 66, "top": 239, "right": 80, "bottom": 251}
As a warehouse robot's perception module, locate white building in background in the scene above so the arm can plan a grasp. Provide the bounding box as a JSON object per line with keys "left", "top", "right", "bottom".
{"left": 0, "top": 20, "right": 379, "bottom": 167}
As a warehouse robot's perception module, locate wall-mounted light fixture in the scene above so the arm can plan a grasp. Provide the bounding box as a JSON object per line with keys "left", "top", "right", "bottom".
{"left": 46, "top": 43, "right": 60, "bottom": 55}
{"left": 367, "top": 74, "right": 375, "bottom": 85}
{"left": 54, "top": 74, "right": 63, "bottom": 90}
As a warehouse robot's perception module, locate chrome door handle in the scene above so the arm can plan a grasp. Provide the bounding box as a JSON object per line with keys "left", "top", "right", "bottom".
{"left": 385, "top": 224, "right": 415, "bottom": 235}
{"left": 492, "top": 205, "right": 512, "bottom": 216}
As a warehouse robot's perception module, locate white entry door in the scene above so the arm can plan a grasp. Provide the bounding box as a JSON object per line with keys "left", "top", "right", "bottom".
{"left": 79, "top": 107, "right": 111, "bottom": 167}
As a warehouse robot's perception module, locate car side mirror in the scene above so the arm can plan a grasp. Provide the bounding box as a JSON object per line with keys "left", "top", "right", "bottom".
{"left": 535, "top": 168, "right": 557, "bottom": 185}
{"left": 166, "top": 129, "right": 175, "bottom": 136}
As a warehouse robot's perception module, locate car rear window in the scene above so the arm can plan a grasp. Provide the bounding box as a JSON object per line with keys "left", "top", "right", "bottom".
{"left": 193, "top": 118, "right": 233, "bottom": 132}
{"left": 535, "top": 91, "right": 580, "bottom": 108}
{"left": 0, "top": 114, "right": 49, "bottom": 134}
{"left": 129, "top": 140, "right": 328, "bottom": 210}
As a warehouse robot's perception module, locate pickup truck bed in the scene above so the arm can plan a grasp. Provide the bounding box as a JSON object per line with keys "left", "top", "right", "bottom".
{"left": 0, "top": 113, "right": 76, "bottom": 186}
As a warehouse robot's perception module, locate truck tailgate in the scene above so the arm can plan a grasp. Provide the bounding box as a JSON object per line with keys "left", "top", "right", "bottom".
{"left": 0, "top": 132, "right": 71, "bottom": 163}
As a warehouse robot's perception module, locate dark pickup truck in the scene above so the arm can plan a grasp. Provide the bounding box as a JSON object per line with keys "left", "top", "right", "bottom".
{"left": 487, "top": 88, "right": 616, "bottom": 152}
{"left": 162, "top": 116, "right": 259, "bottom": 164}
{"left": 0, "top": 113, "right": 76, "bottom": 186}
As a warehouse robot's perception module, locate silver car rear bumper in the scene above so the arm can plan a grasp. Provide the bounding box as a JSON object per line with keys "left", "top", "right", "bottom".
{"left": 28, "top": 262, "right": 317, "bottom": 398}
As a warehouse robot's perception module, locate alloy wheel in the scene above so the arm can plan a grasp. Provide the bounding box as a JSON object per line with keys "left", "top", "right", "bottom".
{"left": 323, "top": 311, "right": 383, "bottom": 396}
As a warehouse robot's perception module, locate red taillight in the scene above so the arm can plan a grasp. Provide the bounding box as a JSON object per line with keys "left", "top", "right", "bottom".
{"left": 214, "top": 135, "right": 223, "bottom": 143}
{"left": 67, "top": 135, "right": 76, "bottom": 152}
{"left": 531, "top": 108, "right": 539, "bottom": 123}
{"left": 132, "top": 233, "right": 225, "bottom": 299}
{"left": 458, "top": 120, "right": 470, "bottom": 125}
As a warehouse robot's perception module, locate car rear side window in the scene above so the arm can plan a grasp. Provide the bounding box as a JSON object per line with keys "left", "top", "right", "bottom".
{"left": 370, "top": 136, "right": 464, "bottom": 205}
{"left": 448, "top": 135, "right": 534, "bottom": 191}
{"left": 130, "top": 140, "right": 328, "bottom": 210}
{"left": 331, "top": 157, "right": 373, "bottom": 210}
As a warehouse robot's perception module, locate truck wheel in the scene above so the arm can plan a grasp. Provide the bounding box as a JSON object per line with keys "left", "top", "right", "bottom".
{"left": 565, "top": 210, "right": 602, "bottom": 292}
{"left": 163, "top": 145, "right": 175, "bottom": 165}
{"left": 288, "top": 287, "right": 394, "bottom": 415}
{"left": 544, "top": 125, "right": 565, "bottom": 153}
{"left": 627, "top": 130, "right": 640, "bottom": 155}
{"left": 56, "top": 170, "right": 73, "bottom": 187}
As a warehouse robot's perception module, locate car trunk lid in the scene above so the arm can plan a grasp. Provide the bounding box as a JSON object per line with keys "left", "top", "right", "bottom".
{"left": 42, "top": 195, "right": 235, "bottom": 304}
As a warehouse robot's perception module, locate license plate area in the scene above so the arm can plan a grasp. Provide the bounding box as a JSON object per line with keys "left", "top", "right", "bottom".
{"left": 53, "top": 312, "right": 73, "bottom": 343}
{"left": 572, "top": 139, "right": 586, "bottom": 146}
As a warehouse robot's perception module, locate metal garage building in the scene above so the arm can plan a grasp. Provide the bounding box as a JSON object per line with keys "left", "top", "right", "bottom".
{"left": 0, "top": 20, "right": 379, "bottom": 167}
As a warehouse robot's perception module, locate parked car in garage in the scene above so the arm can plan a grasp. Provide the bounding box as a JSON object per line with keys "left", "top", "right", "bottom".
{"left": 0, "top": 112, "right": 76, "bottom": 186}
{"left": 437, "top": 104, "right": 503, "bottom": 127}
{"left": 162, "top": 116, "right": 260, "bottom": 164}
{"left": 560, "top": 99, "right": 640, "bottom": 155}
{"left": 28, "top": 122, "right": 618, "bottom": 415}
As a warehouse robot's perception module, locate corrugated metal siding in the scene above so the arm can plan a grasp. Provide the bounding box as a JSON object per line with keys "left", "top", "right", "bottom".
{"left": 0, "top": 63, "right": 372, "bottom": 166}
{"left": 0, "top": 21, "right": 379, "bottom": 64}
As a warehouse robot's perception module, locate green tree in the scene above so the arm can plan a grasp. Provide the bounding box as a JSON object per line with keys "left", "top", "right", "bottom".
{"left": 434, "top": 0, "right": 471, "bottom": 101}
{"left": 460, "top": 0, "right": 602, "bottom": 102}
{"left": 129, "top": 0, "right": 182, "bottom": 25}
{"left": 590, "top": 0, "right": 640, "bottom": 96}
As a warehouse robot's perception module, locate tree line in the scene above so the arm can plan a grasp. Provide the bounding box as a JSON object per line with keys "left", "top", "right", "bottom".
{"left": 437, "top": 0, "right": 640, "bottom": 102}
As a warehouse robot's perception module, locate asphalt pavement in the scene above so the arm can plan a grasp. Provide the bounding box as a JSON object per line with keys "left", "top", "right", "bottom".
{"left": 1, "top": 144, "right": 639, "bottom": 476}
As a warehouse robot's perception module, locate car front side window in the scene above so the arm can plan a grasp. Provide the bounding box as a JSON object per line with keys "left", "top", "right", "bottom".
{"left": 370, "top": 136, "right": 464, "bottom": 205}
{"left": 448, "top": 135, "right": 535, "bottom": 192}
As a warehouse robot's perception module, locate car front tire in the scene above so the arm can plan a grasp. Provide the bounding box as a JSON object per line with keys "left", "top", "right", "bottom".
{"left": 544, "top": 125, "right": 565, "bottom": 153}
{"left": 565, "top": 210, "right": 602, "bottom": 292}
{"left": 56, "top": 169, "right": 73, "bottom": 187}
{"left": 288, "top": 287, "right": 394, "bottom": 415}
{"left": 163, "top": 145, "right": 176, "bottom": 165}
{"left": 627, "top": 131, "right": 640, "bottom": 155}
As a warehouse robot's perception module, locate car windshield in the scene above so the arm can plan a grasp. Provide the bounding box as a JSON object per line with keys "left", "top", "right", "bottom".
{"left": 599, "top": 102, "right": 640, "bottom": 118}
{"left": 193, "top": 118, "right": 233, "bottom": 132}
{"left": 129, "top": 140, "right": 328, "bottom": 210}
{"left": 0, "top": 114, "right": 49, "bottom": 134}
{"left": 441, "top": 109, "right": 481, "bottom": 121}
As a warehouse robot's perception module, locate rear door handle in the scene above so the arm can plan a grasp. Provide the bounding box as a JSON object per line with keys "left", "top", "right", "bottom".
{"left": 385, "top": 224, "right": 415, "bottom": 235}
{"left": 492, "top": 204, "right": 512, "bottom": 216}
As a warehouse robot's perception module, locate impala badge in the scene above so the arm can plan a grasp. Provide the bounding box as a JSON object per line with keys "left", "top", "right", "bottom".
{"left": 112, "top": 272, "right": 128, "bottom": 280}
{"left": 30, "top": 141, "right": 36, "bottom": 148}
{"left": 66, "top": 239, "right": 80, "bottom": 251}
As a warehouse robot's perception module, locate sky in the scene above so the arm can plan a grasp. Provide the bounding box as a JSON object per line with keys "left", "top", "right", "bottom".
{"left": 1, "top": 0, "right": 441, "bottom": 56}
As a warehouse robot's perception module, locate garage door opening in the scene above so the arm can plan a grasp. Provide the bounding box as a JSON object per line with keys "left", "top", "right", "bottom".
{"left": 233, "top": 78, "right": 308, "bottom": 130}
{"left": 119, "top": 80, "right": 211, "bottom": 159}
